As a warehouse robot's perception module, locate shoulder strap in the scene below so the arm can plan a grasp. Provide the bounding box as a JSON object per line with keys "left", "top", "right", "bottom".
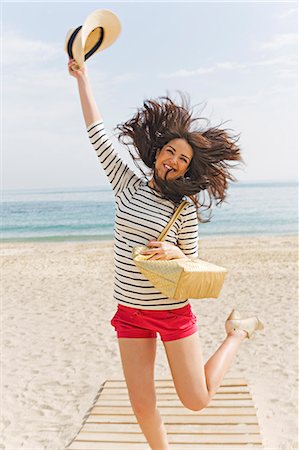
{"left": 157, "top": 201, "right": 190, "bottom": 242}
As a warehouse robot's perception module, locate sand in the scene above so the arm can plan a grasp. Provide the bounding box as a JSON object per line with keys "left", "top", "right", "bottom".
{"left": 1, "top": 235, "right": 298, "bottom": 450}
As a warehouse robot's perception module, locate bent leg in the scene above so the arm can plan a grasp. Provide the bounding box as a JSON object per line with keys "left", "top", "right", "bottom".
{"left": 118, "top": 338, "right": 169, "bottom": 450}
{"left": 163, "top": 330, "right": 245, "bottom": 411}
{"left": 204, "top": 329, "right": 246, "bottom": 397}
{"left": 163, "top": 333, "right": 209, "bottom": 410}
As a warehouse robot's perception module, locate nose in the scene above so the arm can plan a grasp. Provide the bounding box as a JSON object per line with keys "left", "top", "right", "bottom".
{"left": 167, "top": 155, "right": 178, "bottom": 167}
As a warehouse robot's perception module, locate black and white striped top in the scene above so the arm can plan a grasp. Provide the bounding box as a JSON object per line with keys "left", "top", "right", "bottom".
{"left": 87, "top": 120, "right": 199, "bottom": 310}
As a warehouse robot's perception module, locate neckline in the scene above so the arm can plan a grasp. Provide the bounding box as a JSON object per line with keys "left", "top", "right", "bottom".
{"left": 145, "top": 180, "right": 186, "bottom": 206}
{"left": 145, "top": 180, "right": 163, "bottom": 197}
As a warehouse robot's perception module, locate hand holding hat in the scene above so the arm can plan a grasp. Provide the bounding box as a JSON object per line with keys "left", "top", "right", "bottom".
{"left": 68, "top": 58, "right": 87, "bottom": 79}
{"left": 65, "top": 9, "right": 121, "bottom": 69}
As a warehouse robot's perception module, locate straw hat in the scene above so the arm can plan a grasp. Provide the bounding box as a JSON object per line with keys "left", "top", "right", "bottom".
{"left": 65, "top": 9, "right": 121, "bottom": 68}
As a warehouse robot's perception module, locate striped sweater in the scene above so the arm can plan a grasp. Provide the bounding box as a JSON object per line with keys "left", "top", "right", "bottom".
{"left": 87, "top": 120, "right": 199, "bottom": 310}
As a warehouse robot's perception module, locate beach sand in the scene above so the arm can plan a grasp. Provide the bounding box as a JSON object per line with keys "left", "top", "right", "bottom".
{"left": 1, "top": 235, "right": 298, "bottom": 450}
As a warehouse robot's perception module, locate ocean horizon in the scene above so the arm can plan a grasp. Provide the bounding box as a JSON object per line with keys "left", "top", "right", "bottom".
{"left": 1, "top": 181, "right": 298, "bottom": 243}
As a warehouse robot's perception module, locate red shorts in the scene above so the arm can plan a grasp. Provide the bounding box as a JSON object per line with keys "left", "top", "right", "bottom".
{"left": 110, "top": 303, "right": 198, "bottom": 342}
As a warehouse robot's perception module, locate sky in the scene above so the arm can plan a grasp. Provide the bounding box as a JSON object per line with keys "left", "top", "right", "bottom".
{"left": 2, "top": 1, "right": 298, "bottom": 190}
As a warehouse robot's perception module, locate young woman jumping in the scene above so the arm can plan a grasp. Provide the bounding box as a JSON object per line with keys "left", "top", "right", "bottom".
{"left": 68, "top": 58, "right": 264, "bottom": 450}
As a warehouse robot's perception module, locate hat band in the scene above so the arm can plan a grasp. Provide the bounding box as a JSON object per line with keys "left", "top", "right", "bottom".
{"left": 84, "top": 27, "right": 104, "bottom": 61}
{"left": 67, "top": 26, "right": 105, "bottom": 61}
{"left": 67, "top": 26, "right": 82, "bottom": 59}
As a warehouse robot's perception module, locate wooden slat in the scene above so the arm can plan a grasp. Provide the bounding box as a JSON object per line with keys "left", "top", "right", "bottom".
{"left": 66, "top": 377, "right": 263, "bottom": 450}
{"left": 94, "top": 399, "right": 254, "bottom": 407}
{"left": 99, "top": 392, "right": 252, "bottom": 399}
{"left": 68, "top": 442, "right": 263, "bottom": 450}
{"left": 86, "top": 414, "right": 259, "bottom": 424}
{"left": 101, "top": 386, "right": 250, "bottom": 394}
{"left": 80, "top": 423, "right": 261, "bottom": 434}
{"left": 67, "top": 442, "right": 150, "bottom": 449}
{"left": 106, "top": 377, "right": 248, "bottom": 385}
{"left": 71, "top": 432, "right": 262, "bottom": 444}
{"left": 90, "top": 406, "right": 257, "bottom": 415}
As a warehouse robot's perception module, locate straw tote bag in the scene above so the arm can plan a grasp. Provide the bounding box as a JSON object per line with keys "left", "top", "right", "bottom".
{"left": 132, "top": 201, "right": 227, "bottom": 300}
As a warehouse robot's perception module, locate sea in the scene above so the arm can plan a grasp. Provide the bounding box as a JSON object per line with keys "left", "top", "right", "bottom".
{"left": 1, "top": 182, "right": 298, "bottom": 243}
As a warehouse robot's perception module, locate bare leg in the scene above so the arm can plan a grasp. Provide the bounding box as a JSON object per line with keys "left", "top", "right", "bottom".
{"left": 204, "top": 329, "right": 247, "bottom": 397}
{"left": 133, "top": 407, "right": 169, "bottom": 450}
{"left": 118, "top": 338, "right": 169, "bottom": 450}
{"left": 164, "top": 329, "right": 247, "bottom": 411}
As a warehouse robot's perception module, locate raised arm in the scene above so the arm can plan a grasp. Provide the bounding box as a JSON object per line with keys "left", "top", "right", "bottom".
{"left": 68, "top": 58, "right": 102, "bottom": 128}
{"left": 67, "top": 58, "right": 140, "bottom": 197}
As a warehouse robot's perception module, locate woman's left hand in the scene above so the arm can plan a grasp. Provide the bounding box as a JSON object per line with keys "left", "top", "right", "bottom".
{"left": 140, "top": 241, "right": 188, "bottom": 260}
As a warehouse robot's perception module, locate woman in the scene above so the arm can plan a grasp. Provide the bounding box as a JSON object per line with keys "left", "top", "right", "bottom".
{"left": 68, "top": 59, "right": 264, "bottom": 450}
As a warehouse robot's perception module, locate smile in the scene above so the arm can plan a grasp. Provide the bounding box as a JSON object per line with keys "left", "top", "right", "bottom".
{"left": 163, "top": 164, "right": 175, "bottom": 172}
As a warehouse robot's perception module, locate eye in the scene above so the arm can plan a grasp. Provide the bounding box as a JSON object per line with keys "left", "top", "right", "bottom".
{"left": 166, "top": 148, "right": 189, "bottom": 164}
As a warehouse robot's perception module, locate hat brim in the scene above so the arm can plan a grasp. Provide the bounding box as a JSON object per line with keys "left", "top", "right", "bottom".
{"left": 65, "top": 9, "right": 121, "bottom": 67}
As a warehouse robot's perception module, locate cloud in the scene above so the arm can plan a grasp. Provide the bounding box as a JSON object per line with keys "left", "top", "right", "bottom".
{"left": 2, "top": 27, "right": 138, "bottom": 95}
{"left": 3, "top": 65, "right": 137, "bottom": 96}
{"left": 161, "top": 30, "right": 297, "bottom": 80}
{"left": 2, "top": 29, "right": 137, "bottom": 114}
{"left": 209, "top": 83, "right": 295, "bottom": 108}
{"left": 215, "top": 62, "right": 247, "bottom": 71}
{"left": 159, "top": 55, "right": 296, "bottom": 79}
{"left": 259, "top": 33, "right": 297, "bottom": 51}
{"left": 160, "top": 67, "right": 214, "bottom": 78}
{"left": 276, "top": 7, "right": 298, "bottom": 20}
{"left": 2, "top": 29, "right": 61, "bottom": 66}
{"left": 255, "top": 55, "right": 296, "bottom": 67}
{"left": 160, "top": 61, "right": 249, "bottom": 79}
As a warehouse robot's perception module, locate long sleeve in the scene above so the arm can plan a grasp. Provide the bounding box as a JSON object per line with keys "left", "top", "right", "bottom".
{"left": 87, "top": 120, "right": 140, "bottom": 197}
{"left": 177, "top": 202, "right": 199, "bottom": 258}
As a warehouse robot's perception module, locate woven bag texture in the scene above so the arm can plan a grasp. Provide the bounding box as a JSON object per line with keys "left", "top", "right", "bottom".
{"left": 132, "top": 246, "right": 227, "bottom": 300}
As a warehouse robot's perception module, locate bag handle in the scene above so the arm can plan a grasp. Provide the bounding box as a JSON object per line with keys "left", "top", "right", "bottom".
{"left": 157, "top": 201, "right": 190, "bottom": 242}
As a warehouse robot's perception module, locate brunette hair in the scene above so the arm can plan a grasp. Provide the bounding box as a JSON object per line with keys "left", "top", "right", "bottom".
{"left": 115, "top": 93, "right": 244, "bottom": 222}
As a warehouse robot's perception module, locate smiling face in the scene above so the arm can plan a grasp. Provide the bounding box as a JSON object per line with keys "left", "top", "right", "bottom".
{"left": 154, "top": 138, "right": 193, "bottom": 181}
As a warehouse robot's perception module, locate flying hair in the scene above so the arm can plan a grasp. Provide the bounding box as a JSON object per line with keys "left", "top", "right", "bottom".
{"left": 115, "top": 92, "right": 244, "bottom": 222}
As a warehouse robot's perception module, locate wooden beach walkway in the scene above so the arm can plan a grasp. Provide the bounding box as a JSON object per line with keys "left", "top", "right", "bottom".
{"left": 66, "top": 376, "right": 263, "bottom": 449}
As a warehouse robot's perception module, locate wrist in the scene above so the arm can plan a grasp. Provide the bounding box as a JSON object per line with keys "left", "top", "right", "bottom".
{"left": 76, "top": 72, "right": 89, "bottom": 85}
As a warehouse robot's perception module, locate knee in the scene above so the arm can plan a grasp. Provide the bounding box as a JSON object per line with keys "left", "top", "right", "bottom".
{"left": 181, "top": 394, "right": 210, "bottom": 412}
{"left": 130, "top": 396, "right": 157, "bottom": 418}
